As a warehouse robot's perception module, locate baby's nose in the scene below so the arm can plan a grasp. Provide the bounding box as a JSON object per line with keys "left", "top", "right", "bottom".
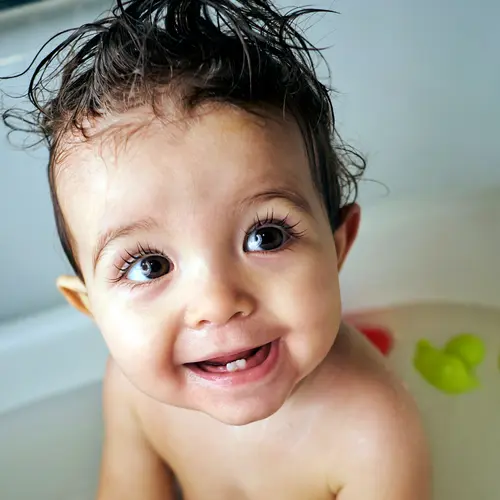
{"left": 183, "top": 270, "right": 256, "bottom": 329}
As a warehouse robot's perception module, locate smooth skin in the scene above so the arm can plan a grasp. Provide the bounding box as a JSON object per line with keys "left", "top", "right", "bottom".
{"left": 57, "top": 104, "right": 431, "bottom": 499}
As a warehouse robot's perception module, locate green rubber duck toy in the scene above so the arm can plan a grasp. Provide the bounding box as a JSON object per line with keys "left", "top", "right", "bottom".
{"left": 413, "top": 334, "right": 485, "bottom": 394}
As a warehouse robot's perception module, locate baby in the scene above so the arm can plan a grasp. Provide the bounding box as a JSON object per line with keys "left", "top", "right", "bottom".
{"left": 3, "top": 1, "right": 430, "bottom": 498}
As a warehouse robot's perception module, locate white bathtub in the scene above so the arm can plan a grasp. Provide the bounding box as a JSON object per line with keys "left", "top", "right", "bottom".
{"left": 0, "top": 189, "right": 499, "bottom": 499}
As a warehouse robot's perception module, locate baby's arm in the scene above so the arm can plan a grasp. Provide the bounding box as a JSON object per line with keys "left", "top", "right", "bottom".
{"left": 96, "top": 359, "right": 177, "bottom": 500}
{"left": 334, "top": 379, "right": 431, "bottom": 499}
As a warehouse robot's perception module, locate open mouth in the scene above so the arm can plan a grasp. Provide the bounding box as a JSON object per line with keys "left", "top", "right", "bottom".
{"left": 188, "top": 343, "right": 273, "bottom": 374}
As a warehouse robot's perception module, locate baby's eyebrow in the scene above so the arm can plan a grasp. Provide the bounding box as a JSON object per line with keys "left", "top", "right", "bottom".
{"left": 241, "top": 188, "right": 312, "bottom": 215}
{"left": 92, "top": 217, "right": 159, "bottom": 273}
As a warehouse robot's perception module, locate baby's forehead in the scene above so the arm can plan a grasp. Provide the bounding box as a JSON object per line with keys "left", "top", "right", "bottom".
{"left": 56, "top": 105, "right": 311, "bottom": 230}
{"left": 56, "top": 104, "right": 304, "bottom": 183}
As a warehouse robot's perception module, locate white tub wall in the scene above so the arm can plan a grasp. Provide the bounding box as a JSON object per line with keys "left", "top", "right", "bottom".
{"left": 341, "top": 188, "right": 500, "bottom": 314}
{"left": 1, "top": 0, "right": 500, "bottom": 322}
{"left": 0, "top": 306, "right": 107, "bottom": 415}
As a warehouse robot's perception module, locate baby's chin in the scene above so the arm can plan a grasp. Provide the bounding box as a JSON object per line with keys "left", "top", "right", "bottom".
{"left": 148, "top": 379, "right": 298, "bottom": 426}
{"left": 195, "top": 362, "right": 329, "bottom": 425}
{"left": 130, "top": 378, "right": 293, "bottom": 425}
{"left": 201, "top": 395, "right": 289, "bottom": 426}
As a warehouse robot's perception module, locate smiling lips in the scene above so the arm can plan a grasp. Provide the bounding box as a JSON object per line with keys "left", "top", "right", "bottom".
{"left": 189, "top": 343, "right": 272, "bottom": 373}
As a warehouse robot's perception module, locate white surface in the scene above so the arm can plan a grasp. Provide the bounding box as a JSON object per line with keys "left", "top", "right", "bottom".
{"left": 353, "top": 303, "right": 500, "bottom": 500}
{"left": 0, "top": 383, "right": 103, "bottom": 500}
{"left": 341, "top": 188, "right": 500, "bottom": 312}
{"left": 1, "top": 0, "right": 500, "bottom": 321}
{"left": 0, "top": 306, "right": 106, "bottom": 415}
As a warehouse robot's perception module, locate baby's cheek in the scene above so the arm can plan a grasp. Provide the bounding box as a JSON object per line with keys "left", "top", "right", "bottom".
{"left": 95, "top": 300, "right": 172, "bottom": 377}
{"left": 287, "top": 243, "right": 340, "bottom": 315}
{"left": 272, "top": 251, "right": 341, "bottom": 364}
{"left": 296, "top": 270, "right": 340, "bottom": 334}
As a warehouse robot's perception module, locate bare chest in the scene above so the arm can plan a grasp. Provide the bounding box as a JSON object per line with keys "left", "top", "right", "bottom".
{"left": 141, "top": 410, "right": 335, "bottom": 500}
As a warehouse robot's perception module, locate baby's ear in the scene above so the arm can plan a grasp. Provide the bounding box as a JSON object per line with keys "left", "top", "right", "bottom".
{"left": 333, "top": 203, "right": 361, "bottom": 271}
{"left": 56, "top": 275, "right": 92, "bottom": 317}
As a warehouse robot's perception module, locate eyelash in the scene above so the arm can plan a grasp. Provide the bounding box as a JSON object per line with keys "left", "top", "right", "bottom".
{"left": 244, "top": 211, "right": 305, "bottom": 241}
{"left": 109, "top": 243, "right": 167, "bottom": 284}
{"left": 109, "top": 212, "right": 305, "bottom": 284}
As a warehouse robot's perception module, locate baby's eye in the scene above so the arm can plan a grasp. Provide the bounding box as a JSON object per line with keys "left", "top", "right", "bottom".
{"left": 244, "top": 225, "right": 290, "bottom": 252}
{"left": 126, "top": 255, "right": 172, "bottom": 282}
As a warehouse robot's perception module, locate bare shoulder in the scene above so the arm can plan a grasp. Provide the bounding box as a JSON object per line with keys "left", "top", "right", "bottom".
{"left": 98, "top": 358, "right": 176, "bottom": 500}
{"left": 316, "top": 324, "right": 431, "bottom": 499}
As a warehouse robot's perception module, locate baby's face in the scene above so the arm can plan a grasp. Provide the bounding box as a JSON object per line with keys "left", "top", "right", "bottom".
{"left": 59, "top": 105, "right": 351, "bottom": 425}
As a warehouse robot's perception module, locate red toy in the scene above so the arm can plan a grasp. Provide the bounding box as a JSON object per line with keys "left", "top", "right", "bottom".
{"left": 357, "top": 325, "right": 393, "bottom": 356}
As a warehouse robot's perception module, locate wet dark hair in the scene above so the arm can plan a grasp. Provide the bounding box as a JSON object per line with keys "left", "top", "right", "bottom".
{"left": 2, "top": 0, "right": 365, "bottom": 281}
